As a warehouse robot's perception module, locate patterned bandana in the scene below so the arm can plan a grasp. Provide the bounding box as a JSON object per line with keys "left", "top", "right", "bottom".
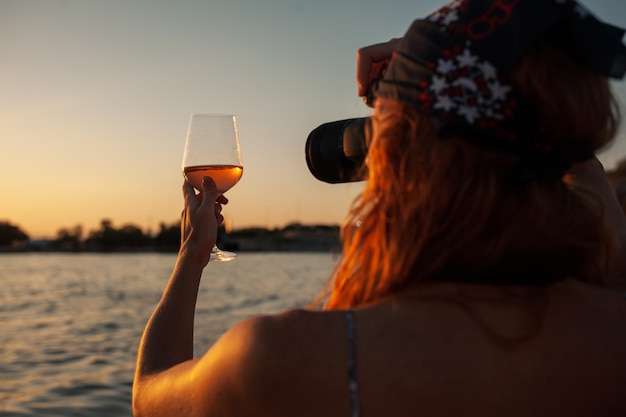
{"left": 376, "top": 0, "right": 626, "bottom": 179}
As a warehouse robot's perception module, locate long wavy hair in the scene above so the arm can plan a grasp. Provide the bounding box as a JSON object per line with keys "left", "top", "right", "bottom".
{"left": 319, "top": 35, "right": 621, "bottom": 310}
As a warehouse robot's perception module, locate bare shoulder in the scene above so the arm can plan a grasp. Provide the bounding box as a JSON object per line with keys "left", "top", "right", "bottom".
{"left": 224, "top": 308, "right": 345, "bottom": 352}
{"left": 225, "top": 308, "right": 349, "bottom": 378}
{"left": 195, "top": 309, "right": 350, "bottom": 416}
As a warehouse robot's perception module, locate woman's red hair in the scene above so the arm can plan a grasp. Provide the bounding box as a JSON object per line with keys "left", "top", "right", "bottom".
{"left": 317, "top": 33, "right": 621, "bottom": 310}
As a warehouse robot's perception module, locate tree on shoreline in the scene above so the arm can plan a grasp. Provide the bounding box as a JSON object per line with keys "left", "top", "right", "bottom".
{"left": 2, "top": 217, "right": 342, "bottom": 253}
{"left": 154, "top": 222, "right": 181, "bottom": 251}
{"left": 84, "top": 219, "right": 152, "bottom": 251}
{"left": 0, "top": 221, "right": 29, "bottom": 248}
{"left": 53, "top": 225, "right": 83, "bottom": 251}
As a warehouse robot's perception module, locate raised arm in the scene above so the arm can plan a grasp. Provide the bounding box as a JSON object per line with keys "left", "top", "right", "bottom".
{"left": 132, "top": 177, "right": 238, "bottom": 416}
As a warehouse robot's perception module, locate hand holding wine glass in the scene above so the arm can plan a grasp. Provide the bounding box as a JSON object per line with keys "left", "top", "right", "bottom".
{"left": 182, "top": 114, "right": 243, "bottom": 262}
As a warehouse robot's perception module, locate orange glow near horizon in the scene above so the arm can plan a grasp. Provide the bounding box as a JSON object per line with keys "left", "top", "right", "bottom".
{"left": 2, "top": 0, "right": 625, "bottom": 240}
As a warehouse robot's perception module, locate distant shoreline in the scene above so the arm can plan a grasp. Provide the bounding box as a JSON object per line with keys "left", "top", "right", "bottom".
{"left": 2, "top": 222, "right": 342, "bottom": 254}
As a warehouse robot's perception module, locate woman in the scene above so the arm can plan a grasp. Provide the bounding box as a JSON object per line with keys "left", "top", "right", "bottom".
{"left": 133, "top": 1, "right": 626, "bottom": 416}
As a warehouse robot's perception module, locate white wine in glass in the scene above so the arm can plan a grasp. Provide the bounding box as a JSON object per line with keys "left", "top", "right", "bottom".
{"left": 182, "top": 114, "right": 243, "bottom": 262}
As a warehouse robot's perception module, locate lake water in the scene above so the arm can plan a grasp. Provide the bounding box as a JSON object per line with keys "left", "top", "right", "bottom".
{"left": 0, "top": 252, "right": 337, "bottom": 416}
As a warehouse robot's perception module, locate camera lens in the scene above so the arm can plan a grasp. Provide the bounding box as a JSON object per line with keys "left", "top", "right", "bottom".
{"left": 305, "top": 118, "right": 370, "bottom": 184}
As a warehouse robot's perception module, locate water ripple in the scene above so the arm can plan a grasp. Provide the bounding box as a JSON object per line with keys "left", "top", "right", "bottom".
{"left": 0, "top": 252, "right": 335, "bottom": 416}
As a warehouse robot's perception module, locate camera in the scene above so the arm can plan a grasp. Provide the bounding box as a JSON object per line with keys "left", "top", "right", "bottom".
{"left": 305, "top": 117, "right": 372, "bottom": 184}
{"left": 305, "top": 77, "right": 380, "bottom": 184}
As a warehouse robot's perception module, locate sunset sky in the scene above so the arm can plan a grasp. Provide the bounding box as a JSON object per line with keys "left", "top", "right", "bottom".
{"left": 2, "top": 0, "right": 626, "bottom": 239}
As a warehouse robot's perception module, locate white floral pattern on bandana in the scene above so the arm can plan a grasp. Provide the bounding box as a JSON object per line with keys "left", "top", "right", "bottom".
{"left": 422, "top": 0, "right": 516, "bottom": 127}
{"left": 427, "top": 0, "right": 466, "bottom": 27}
{"left": 424, "top": 46, "right": 515, "bottom": 126}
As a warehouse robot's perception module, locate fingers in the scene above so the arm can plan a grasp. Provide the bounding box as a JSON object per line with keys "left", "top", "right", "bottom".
{"left": 182, "top": 178, "right": 227, "bottom": 203}
{"left": 181, "top": 177, "right": 228, "bottom": 213}
{"left": 356, "top": 38, "right": 401, "bottom": 97}
{"left": 178, "top": 177, "right": 225, "bottom": 260}
{"left": 201, "top": 176, "right": 219, "bottom": 200}
{"left": 181, "top": 176, "right": 228, "bottom": 227}
{"left": 182, "top": 180, "right": 196, "bottom": 202}
{"left": 215, "top": 203, "right": 224, "bottom": 225}
{"left": 201, "top": 176, "right": 230, "bottom": 218}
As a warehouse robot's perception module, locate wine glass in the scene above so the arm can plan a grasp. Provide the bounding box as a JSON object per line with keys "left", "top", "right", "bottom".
{"left": 182, "top": 114, "right": 244, "bottom": 262}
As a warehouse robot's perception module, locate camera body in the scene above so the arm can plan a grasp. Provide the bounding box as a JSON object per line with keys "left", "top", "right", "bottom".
{"left": 305, "top": 117, "right": 372, "bottom": 184}
{"left": 305, "top": 77, "right": 381, "bottom": 184}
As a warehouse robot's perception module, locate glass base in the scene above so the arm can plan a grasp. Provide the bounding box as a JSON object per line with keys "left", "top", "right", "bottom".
{"left": 210, "top": 245, "right": 237, "bottom": 262}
